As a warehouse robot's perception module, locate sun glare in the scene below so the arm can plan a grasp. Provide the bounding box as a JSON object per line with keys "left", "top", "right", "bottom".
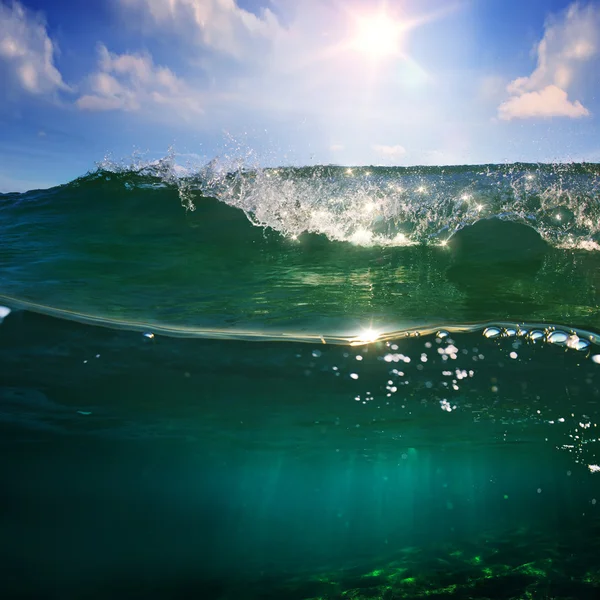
{"left": 352, "top": 12, "right": 403, "bottom": 59}
{"left": 351, "top": 328, "right": 381, "bottom": 345}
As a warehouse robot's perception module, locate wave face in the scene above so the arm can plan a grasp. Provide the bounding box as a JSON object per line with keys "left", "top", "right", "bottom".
{"left": 1, "top": 161, "right": 600, "bottom": 337}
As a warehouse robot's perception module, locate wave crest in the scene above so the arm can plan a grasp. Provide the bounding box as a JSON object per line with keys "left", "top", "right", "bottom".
{"left": 92, "top": 156, "right": 600, "bottom": 249}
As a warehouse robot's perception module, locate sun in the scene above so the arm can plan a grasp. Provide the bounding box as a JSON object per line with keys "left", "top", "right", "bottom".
{"left": 351, "top": 11, "right": 404, "bottom": 60}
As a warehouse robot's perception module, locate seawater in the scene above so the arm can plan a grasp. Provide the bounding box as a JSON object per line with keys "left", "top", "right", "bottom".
{"left": 1, "top": 161, "right": 600, "bottom": 599}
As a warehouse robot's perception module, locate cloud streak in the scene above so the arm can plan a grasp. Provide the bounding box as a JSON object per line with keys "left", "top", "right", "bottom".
{"left": 371, "top": 144, "right": 407, "bottom": 164}
{"left": 372, "top": 144, "right": 407, "bottom": 158}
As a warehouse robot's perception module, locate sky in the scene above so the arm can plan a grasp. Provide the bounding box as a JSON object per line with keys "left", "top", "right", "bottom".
{"left": 1, "top": 0, "right": 600, "bottom": 191}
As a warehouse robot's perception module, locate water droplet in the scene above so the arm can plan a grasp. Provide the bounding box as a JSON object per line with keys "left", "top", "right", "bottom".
{"left": 437, "top": 330, "right": 449, "bottom": 339}
{"left": 547, "top": 331, "right": 568, "bottom": 344}
{"left": 312, "top": 350, "right": 322, "bottom": 358}
{"left": 529, "top": 330, "right": 544, "bottom": 341}
{"left": 591, "top": 355, "right": 600, "bottom": 364}
{"left": 483, "top": 327, "right": 501, "bottom": 339}
{"left": 350, "top": 373, "right": 359, "bottom": 380}
{"left": 565, "top": 334, "right": 589, "bottom": 351}
{"left": 0, "top": 306, "right": 11, "bottom": 322}
{"left": 574, "top": 339, "right": 590, "bottom": 351}
{"left": 504, "top": 328, "right": 517, "bottom": 337}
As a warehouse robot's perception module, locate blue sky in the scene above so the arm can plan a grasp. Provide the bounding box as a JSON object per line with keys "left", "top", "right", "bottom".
{"left": 1, "top": 0, "right": 600, "bottom": 191}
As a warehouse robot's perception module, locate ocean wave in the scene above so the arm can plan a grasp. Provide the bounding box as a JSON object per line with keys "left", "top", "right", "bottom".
{"left": 66, "top": 158, "right": 600, "bottom": 249}
{"left": 2, "top": 158, "right": 600, "bottom": 336}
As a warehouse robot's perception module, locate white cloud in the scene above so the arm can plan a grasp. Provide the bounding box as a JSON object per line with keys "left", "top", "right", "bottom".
{"left": 508, "top": 2, "right": 599, "bottom": 94}
{"left": 77, "top": 44, "right": 202, "bottom": 114}
{"left": 373, "top": 144, "right": 407, "bottom": 158}
{"left": 112, "top": 0, "right": 440, "bottom": 129}
{"left": 0, "top": 0, "right": 69, "bottom": 96}
{"left": 498, "top": 2, "right": 599, "bottom": 120}
{"left": 118, "top": 0, "right": 282, "bottom": 59}
{"left": 498, "top": 84, "right": 589, "bottom": 120}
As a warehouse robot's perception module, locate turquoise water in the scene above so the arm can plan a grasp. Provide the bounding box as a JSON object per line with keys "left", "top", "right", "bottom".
{"left": 1, "top": 162, "right": 600, "bottom": 598}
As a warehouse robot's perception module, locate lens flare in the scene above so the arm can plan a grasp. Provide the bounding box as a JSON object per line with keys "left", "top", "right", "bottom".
{"left": 352, "top": 11, "right": 403, "bottom": 59}
{"left": 351, "top": 328, "right": 381, "bottom": 345}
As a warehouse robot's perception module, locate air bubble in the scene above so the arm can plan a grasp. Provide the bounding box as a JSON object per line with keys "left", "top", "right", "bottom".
{"left": 437, "top": 330, "right": 449, "bottom": 339}
{"left": 529, "top": 330, "right": 544, "bottom": 341}
{"left": 566, "top": 335, "right": 589, "bottom": 351}
{"left": 483, "top": 327, "right": 501, "bottom": 339}
{"left": 547, "top": 331, "right": 568, "bottom": 344}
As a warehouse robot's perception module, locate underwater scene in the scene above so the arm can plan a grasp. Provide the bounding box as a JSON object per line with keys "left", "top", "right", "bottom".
{"left": 1, "top": 162, "right": 600, "bottom": 598}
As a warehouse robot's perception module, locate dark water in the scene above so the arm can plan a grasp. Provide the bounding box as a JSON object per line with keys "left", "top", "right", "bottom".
{"left": 1, "top": 162, "right": 600, "bottom": 598}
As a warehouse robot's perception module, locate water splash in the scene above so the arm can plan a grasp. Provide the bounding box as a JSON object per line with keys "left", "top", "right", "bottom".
{"left": 95, "top": 153, "right": 600, "bottom": 248}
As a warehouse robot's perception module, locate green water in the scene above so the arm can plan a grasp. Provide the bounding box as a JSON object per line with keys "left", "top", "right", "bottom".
{"left": 2, "top": 163, "right": 600, "bottom": 337}
{"left": 1, "top": 162, "right": 600, "bottom": 598}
